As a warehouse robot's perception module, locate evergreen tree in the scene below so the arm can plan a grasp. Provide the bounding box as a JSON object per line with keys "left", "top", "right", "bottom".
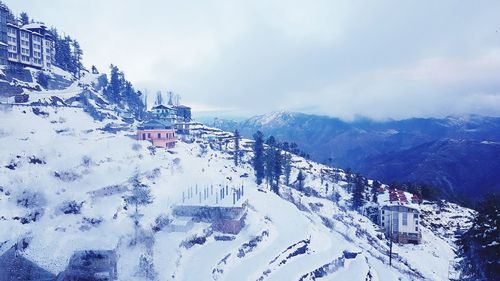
{"left": 296, "top": 169, "right": 305, "bottom": 191}
{"left": 457, "top": 194, "right": 500, "bottom": 280}
{"left": 252, "top": 131, "right": 265, "bottom": 185}
{"left": 19, "top": 12, "right": 29, "bottom": 25}
{"left": 108, "top": 64, "right": 122, "bottom": 102}
{"left": 290, "top": 142, "right": 299, "bottom": 154}
{"left": 266, "top": 136, "right": 276, "bottom": 147}
{"left": 234, "top": 129, "right": 241, "bottom": 166}
{"left": 125, "top": 174, "right": 153, "bottom": 243}
{"left": 282, "top": 142, "right": 290, "bottom": 152}
{"left": 271, "top": 149, "right": 282, "bottom": 194}
{"left": 72, "top": 40, "right": 84, "bottom": 78}
{"left": 351, "top": 174, "right": 365, "bottom": 210}
{"left": 371, "top": 180, "right": 381, "bottom": 203}
{"left": 283, "top": 152, "right": 292, "bottom": 186}
{"left": 136, "top": 254, "right": 157, "bottom": 280}
{"left": 264, "top": 146, "right": 275, "bottom": 188}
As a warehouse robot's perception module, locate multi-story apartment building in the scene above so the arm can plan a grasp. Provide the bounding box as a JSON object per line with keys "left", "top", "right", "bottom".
{"left": 0, "top": 2, "right": 54, "bottom": 71}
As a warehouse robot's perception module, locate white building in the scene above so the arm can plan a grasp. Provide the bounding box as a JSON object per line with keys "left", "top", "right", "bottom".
{"left": 377, "top": 188, "right": 421, "bottom": 244}
{"left": 0, "top": 3, "right": 54, "bottom": 71}
{"left": 6, "top": 23, "right": 54, "bottom": 70}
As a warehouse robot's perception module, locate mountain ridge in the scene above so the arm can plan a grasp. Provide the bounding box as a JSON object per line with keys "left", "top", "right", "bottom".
{"left": 213, "top": 111, "right": 500, "bottom": 204}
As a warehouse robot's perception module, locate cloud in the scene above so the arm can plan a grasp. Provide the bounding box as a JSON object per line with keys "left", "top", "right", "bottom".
{"left": 5, "top": 0, "right": 500, "bottom": 120}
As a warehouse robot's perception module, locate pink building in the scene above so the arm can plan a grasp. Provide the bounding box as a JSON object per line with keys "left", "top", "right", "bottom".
{"left": 137, "top": 119, "right": 176, "bottom": 148}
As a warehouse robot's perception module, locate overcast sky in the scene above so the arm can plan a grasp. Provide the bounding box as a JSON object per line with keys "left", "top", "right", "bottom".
{"left": 5, "top": 0, "right": 500, "bottom": 120}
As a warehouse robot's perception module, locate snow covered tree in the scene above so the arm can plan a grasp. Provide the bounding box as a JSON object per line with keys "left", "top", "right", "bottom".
{"left": 72, "top": 40, "right": 84, "bottom": 78}
{"left": 296, "top": 169, "right": 305, "bottom": 191}
{"left": 252, "top": 131, "right": 265, "bottom": 185}
{"left": 136, "top": 254, "right": 157, "bottom": 280}
{"left": 351, "top": 174, "right": 365, "bottom": 210}
{"left": 234, "top": 129, "right": 241, "bottom": 166}
{"left": 19, "top": 12, "right": 29, "bottom": 25}
{"left": 125, "top": 174, "right": 153, "bottom": 244}
{"left": 457, "top": 194, "right": 500, "bottom": 280}
{"left": 108, "top": 64, "right": 122, "bottom": 102}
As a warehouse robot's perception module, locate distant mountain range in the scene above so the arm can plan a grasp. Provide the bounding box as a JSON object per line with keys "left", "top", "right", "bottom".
{"left": 214, "top": 112, "right": 500, "bottom": 204}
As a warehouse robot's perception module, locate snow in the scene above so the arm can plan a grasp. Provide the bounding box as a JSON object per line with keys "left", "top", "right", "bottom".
{"left": 0, "top": 75, "right": 475, "bottom": 280}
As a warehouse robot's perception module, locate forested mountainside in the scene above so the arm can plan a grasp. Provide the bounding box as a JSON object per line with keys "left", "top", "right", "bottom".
{"left": 214, "top": 111, "right": 500, "bottom": 204}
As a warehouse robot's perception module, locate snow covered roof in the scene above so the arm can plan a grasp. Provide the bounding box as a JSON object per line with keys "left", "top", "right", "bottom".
{"left": 138, "top": 119, "right": 174, "bottom": 130}
{"left": 152, "top": 104, "right": 173, "bottom": 110}
{"left": 378, "top": 188, "right": 420, "bottom": 210}
{"left": 22, "top": 23, "right": 47, "bottom": 30}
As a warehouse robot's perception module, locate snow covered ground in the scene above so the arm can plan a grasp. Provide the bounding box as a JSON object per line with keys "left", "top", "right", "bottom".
{"left": 0, "top": 77, "right": 474, "bottom": 280}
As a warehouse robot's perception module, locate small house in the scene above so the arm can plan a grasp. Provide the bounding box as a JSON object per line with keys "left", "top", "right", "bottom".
{"left": 151, "top": 104, "right": 177, "bottom": 124}
{"left": 174, "top": 105, "right": 192, "bottom": 123}
{"left": 56, "top": 250, "right": 117, "bottom": 280}
{"left": 137, "top": 119, "right": 176, "bottom": 148}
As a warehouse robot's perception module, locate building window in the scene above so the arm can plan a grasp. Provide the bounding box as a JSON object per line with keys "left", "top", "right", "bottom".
{"left": 382, "top": 210, "right": 385, "bottom": 214}
{"left": 158, "top": 133, "right": 161, "bottom": 139}
{"left": 147, "top": 133, "right": 151, "bottom": 138}
{"left": 414, "top": 214, "right": 418, "bottom": 219}
{"left": 142, "top": 133, "right": 146, "bottom": 140}
{"left": 415, "top": 227, "right": 418, "bottom": 231}
{"left": 402, "top": 213, "right": 408, "bottom": 225}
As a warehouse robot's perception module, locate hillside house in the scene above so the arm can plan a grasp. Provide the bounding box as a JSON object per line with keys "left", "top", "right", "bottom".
{"left": 174, "top": 104, "right": 192, "bottom": 123}
{"left": 151, "top": 104, "right": 177, "bottom": 123}
{"left": 150, "top": 104, "right": 194, "bottom": 135}
{"left": 137, "top": 119, "right": 176, "bottom": 148}
{"left": 56, "top": 250, "right": 117, "bottom": 280}
{"left": 377, "top": 189, "right": 422, "bottom": 244}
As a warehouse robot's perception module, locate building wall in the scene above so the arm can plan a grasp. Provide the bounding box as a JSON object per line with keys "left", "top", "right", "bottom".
{"left": 137, "top": 128, "right": 176, "bottom": 148}
{"left": 1, "top": 12, "right": 54, "bottom": 71}
{"left": 379, "top": 205, "right": 420, "bottom": 243}
{"left": 0, "top": 3, "right": 11, "bottom": 66}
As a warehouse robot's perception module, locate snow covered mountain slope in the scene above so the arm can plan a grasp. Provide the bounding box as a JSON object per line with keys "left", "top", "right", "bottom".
{"left": 0, "top": 101, "right": 472, "bottom": 280}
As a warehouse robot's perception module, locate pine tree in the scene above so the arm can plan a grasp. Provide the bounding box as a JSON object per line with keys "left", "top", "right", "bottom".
{"left": 266, "top": 136, "right": 276, "bottom": 147}
{"left": 264, "top": 147, "right": 275, "bottom": 189}
{"left": 272, "top": 149, "right": 282, "bottom": 194}
{"left": 125, "top": 174, "right": 153, "bottom": 244}
{"left": 296, "top": 169, "right": 305, "bottom": 191}
{"left": 252, "top": 131, "right": 265, "bottom": 185}
{"left": 351, "top": 174, "right": 365, "bottom": 210}
{"left": 108, "top": 64, "right": 122, "bottom": 102}
{"left": 371, "top": 180, "right": 381, "bottom": 203}
{"left": 457, "top": 194, "right": 500, "bottom": 280}
{"left": 72, "top": 40, "right": 84, "bottom": 78}
{"left": 234, "top": 129, "right": 241, "bottom": 166}
{"left": 283, "top": 152, "right": 292, "bottom": 186}
{"left": 19, "top": 12, "right": 29, "bottom": 25}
